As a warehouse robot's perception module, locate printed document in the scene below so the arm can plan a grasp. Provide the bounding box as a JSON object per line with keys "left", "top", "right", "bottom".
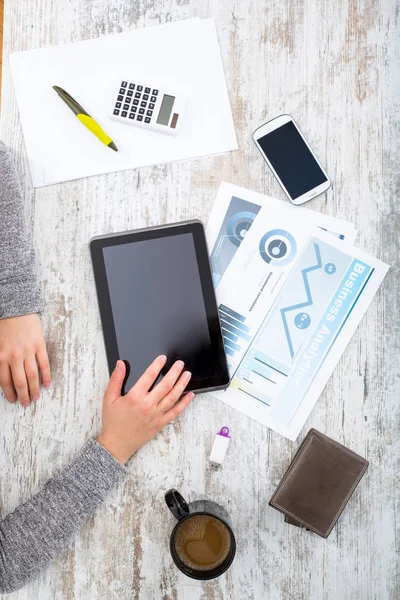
{"left": 207, "top": 184, "right": 388, "bottom": 440}
{"left": 207, "top": 182, "right": 357, "bottom": 285}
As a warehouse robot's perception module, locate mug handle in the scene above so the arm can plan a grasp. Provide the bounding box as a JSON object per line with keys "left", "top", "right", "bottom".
{"left": 165, "top": 489, "right": 190, "bottom": 521}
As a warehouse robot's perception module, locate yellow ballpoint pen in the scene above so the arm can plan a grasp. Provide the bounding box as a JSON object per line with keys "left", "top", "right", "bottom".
{"left": 53, "top": 86, "right": 118, "bottom": 152}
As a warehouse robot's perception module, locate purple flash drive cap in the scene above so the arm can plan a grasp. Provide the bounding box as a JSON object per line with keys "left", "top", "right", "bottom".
{"left": 218, "top": 426, "right": 230, "bottom": 438}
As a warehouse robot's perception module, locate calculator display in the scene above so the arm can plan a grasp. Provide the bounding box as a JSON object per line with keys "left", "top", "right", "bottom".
{"left": 156, "top": 95, "right": 175, "bottom": 126}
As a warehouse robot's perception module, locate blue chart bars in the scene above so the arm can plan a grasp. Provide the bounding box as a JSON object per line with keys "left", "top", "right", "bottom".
{"left": 219, "top": 304, "right": 251, "bottom": 361}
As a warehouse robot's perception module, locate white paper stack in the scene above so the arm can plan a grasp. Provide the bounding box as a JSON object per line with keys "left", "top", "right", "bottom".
{"left": 9, "top": 18, "right": 237, "bottom": 187}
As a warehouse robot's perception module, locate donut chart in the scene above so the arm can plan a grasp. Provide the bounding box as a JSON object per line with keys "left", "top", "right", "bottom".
{"left": 259, "top": 229, "right": 297, "bottom": 266}
{"left": 227, "top": 211, "right": 258, "bottom": 247}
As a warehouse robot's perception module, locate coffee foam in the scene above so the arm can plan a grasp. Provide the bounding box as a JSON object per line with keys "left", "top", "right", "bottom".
{"left": 174, "top": 515, "right": 231, "bottom": 572}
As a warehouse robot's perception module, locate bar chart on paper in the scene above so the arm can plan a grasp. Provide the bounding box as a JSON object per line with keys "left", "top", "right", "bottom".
{"left": 219, "top": 303, "right": 251, "bottom": 364}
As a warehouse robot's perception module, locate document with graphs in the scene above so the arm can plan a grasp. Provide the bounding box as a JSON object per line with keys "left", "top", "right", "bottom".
{"left": 207, "top": 182, "right": 357, "bottom": 287}
{"left": 207, "top": 184, "right": 388, "bottom": 440}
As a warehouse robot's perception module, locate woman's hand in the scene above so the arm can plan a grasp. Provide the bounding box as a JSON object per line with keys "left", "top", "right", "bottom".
{"left": 97, "top": 356, "right": 194, "bottom": 463}
{"left": 0, "top": 314, "right": 51, "bottom": 407}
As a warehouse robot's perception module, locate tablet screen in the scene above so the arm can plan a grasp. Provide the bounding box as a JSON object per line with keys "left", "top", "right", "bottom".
{"left": 95, "top": 225, "right": 228, "bottom": 392}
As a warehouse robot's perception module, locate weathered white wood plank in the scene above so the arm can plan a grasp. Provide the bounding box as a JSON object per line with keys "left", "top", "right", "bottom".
{"left": 0, "top": 0, "right": 399, "bottom": 599}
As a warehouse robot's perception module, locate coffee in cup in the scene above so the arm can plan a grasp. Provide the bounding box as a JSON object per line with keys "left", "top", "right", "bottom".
{"left": 165, "top": 489, "right": 236, "bottom": 580}
{"left": 174, "top": 514, "right": 231, "bottom": 571}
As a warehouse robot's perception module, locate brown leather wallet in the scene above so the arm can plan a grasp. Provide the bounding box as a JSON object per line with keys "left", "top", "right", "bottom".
{"left": 269, "top": 428, "right": 369, "bottom": 538}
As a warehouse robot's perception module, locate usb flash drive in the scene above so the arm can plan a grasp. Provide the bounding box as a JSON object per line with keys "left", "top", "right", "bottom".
{"left": 209, "top": 426, "right": 231, "bottom": 469}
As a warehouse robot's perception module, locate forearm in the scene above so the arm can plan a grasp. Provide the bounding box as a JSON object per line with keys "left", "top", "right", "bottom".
{"left": 0, "top": 439, "right": 126, "bottom": 594}
{"left": 0, "top": 141, "right": 43, "bottom": 319}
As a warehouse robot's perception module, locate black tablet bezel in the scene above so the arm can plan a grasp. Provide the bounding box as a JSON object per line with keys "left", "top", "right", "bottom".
{"left": 90, "top": 220, "right": 230, "bottom": 394}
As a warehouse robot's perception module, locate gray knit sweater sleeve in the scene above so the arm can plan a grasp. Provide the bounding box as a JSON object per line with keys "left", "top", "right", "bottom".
{"left": 0, "top": 140, "right": 43, "bottom": 319}
{"left": 0, "top": 440, "right": 126, "bottom": 594}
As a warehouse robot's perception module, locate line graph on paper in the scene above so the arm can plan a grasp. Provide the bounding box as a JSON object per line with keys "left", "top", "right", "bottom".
{"left": 280, "top": 242, "right": 323, "bottom": 358}
{"left": 231, "top": 238, "right": 354, "bottom": 406}
{"left": 253, "top": 238, "right": 353, "bottom": 367}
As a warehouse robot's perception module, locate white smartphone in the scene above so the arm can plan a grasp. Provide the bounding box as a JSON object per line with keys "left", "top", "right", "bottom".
{"left": 253, "top": 114, "right": 331, "bottom": 205}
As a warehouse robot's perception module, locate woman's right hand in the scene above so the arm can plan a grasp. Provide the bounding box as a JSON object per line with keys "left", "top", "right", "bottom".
{"left": 0, "top": 313, "right": 51, "bottom": 407}
{"left": 97, "top": 356, "right": 194, "bottom": 464}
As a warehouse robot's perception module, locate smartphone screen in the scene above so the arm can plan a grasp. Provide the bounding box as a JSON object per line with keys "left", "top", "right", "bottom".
{"left": 257, "top": 121, "right": 328, "bottom": 200}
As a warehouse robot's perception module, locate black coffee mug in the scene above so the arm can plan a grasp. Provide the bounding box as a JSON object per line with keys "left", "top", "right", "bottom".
{"left": 165, "top": 489, "right": 236, "bottom": 580}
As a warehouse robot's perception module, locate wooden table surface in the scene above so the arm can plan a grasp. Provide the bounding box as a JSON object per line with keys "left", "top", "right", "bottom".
{"left": 0, "top": 1, "right": 399, "bottom": 599}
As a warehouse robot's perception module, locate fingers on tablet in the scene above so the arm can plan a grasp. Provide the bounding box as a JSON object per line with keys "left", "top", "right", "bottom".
{"left": 158, "top": 369, "right": 192, "bottom": 412}
{"left": 152, "top": 360, "right": 185, "bottom": 402}
{"left": 134, "top": 355, "right": 167, "bottom": 394}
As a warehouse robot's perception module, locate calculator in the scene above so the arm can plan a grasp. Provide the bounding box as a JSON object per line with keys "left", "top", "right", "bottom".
{"left": 109, "top": 79, "right": 187, "bottom": 135}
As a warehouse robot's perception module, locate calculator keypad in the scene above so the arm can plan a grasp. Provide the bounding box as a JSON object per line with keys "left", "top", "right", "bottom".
{"left": 113, "top": 80, "right": 161, "bottom": 127}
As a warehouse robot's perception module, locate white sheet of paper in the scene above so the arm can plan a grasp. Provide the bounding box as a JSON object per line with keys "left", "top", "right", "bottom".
{"left": 207, "top": 191, "right": 388, "bottom": 440}
{"left": 206, "top": 182, "right": 357, "bottom": 285}
{"left": 10, "top": 19, "right": 237, "bottom": 187}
